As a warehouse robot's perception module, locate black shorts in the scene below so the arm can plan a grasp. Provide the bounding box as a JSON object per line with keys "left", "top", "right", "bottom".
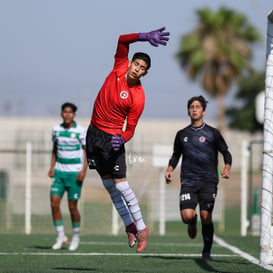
{"left": 179, "top": 184, "right": 217, "bottom": 213}
{"left": 86, "top": 125, "right": 126, "bottom": 179}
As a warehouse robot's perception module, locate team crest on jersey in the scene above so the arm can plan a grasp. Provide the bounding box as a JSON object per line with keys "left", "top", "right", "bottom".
{"left": 71, "top": 132, "right": 76, "bottom": 138}
{"left": 120, "top": 90, "right": 129, "bottom": 99}
{"left": 199, "top": 136, "right": 206, "bottom": 143}
{"left": 183, "top": 137, "right": 188, "bottom": 142}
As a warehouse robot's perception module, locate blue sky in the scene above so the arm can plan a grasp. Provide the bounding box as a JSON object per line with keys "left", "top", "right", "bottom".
{"left": 0, "top": 0, "right": 272, "bottom": 120}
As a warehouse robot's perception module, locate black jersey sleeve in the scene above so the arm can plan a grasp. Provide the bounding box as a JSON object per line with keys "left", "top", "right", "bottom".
{"left": 214, "top": 129, "right": 232, "bottom": 166}
{"left": 168, "top": 131, "right": 182, "bottom": 169}
{"left": 222, "top": 150, "right": 232, "bottom": 165}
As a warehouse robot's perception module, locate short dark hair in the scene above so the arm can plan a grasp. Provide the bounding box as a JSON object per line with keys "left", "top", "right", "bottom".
{"left": 61, "top": 102, "right": 77, "bottom": 113}
{"left": 187, "top": 95, "right": 208, "bottom": 111}
{"left": 132, "top": 52, "right": 151, "bottom": 70}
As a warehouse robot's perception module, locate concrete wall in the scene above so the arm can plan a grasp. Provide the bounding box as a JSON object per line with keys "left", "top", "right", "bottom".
{"left": 0, "top": 116, "right": 263, "bottom": 171}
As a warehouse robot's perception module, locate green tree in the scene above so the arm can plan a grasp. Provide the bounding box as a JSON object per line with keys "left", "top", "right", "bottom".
{"left": 176, "top": 7, "right": 260, "bottom": 131}
{"left": 226, "top": 71, "right": 264, "bottom": 133}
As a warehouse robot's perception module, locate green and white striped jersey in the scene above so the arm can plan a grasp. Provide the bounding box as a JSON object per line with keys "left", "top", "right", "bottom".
{"left": 52, "top": 122, "right": 86, "bottom": 173}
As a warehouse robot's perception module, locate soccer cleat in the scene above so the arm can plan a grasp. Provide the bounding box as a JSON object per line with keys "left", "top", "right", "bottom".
{"left": 188, "top": 214, "right": 197, "bottom": 239}
{"left": 69, "top": 236, "right": 80, "bottom": 251}
{"left": 202, "top": 252, "right": 212, "bottom": 261}
{"left": 126, "top": 222, "right": 137, "bottom": 248}
{"left": 136, "top": 226, "right": 149, "bottom": 253}
{"left": 52, "top": 236, "right": 68, "bottom": 250}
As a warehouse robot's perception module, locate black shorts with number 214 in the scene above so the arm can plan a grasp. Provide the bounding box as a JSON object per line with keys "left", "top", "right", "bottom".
{"left": 179, "top": 183, "right": 217, "bottom": 213}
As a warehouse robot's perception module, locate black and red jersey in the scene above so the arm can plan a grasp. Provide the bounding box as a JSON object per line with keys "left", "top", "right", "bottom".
{"left": 169, "top": 123, "right": 232, "bottom": 187}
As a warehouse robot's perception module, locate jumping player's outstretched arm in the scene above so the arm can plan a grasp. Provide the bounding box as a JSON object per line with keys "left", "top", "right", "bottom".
{"left": 115, "top": 27, "right": 170, "bottom": 60}
{"left": 111, "top": 28, "right": 170, "bottom": 151}
{"left": 139, "top": 27, "right": 170, "bottom": 47}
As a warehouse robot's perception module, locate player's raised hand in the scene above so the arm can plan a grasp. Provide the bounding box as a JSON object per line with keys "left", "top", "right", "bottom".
{"left": 139, "top": 27, "right": 170, "bottom": 47}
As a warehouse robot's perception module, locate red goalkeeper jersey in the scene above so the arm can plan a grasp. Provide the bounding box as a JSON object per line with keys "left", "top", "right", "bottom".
{"left": 90, "top": 33, "right": 145, "bottom": 142}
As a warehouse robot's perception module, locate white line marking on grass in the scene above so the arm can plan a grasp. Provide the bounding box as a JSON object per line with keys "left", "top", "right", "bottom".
{"left": 214, "top": 235, "right": 273, "bottom": 272}
{"left": 80, "top": 241, "right": 203, "bottom": 247}
{"left": 0, "top": 252, "right": 237, "bottom": 258}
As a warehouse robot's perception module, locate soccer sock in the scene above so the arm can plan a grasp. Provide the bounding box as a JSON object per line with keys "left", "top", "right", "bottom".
{"left": 72, "top": 222, "right": 80, "bottom": 239}
{"left": 102, "top": 179, "right": 132, "bottom": 227}
{"left": 54, "top": 220, "right": 65, "bottom": 238}
{"left": 115, "top": 181, "right": 146, "bottom": 231}
{"left": 189, "top": 214, "right": 197, "bottom": 225}
{"left": 202, "top": 222, "right": 214, "bottom": 254}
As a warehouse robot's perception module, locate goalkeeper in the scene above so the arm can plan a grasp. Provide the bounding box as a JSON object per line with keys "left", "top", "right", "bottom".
{"left": 86, "top": 27, "right": 170, "bottom": 252}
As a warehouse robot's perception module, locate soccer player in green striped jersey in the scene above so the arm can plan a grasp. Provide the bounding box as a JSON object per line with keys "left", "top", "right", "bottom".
{"left": 48, "top": 102, "right": 88, "bottom": 251}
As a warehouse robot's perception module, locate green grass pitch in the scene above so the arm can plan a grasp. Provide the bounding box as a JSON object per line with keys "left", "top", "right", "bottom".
{"left": 0, "top": 232, "right": 272, "bottom": 273}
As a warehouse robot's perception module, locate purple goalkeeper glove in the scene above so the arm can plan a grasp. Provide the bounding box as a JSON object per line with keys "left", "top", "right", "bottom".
{"left": 139, "top": 27, "right": 170, "bottom": 47}
{"left": 111, "top": 135, "right": 125, "bottom": 151}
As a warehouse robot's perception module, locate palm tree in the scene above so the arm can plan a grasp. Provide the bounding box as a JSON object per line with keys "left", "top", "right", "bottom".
{"left": 226, "top": 71, "right": 264, "bottom": 133}
{"left": 177, "top": 7, "right": 260, "bottom": 131}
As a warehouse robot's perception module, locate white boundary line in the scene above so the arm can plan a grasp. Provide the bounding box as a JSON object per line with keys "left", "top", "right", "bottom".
{"left": 0, "top": 252, "right": 237, "bottom": 258}
{"left": 80, "top": 241, "right": 204, "bottom": 247}
{"left": 214, "top": 235, "right": 273, "bottom": 272}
